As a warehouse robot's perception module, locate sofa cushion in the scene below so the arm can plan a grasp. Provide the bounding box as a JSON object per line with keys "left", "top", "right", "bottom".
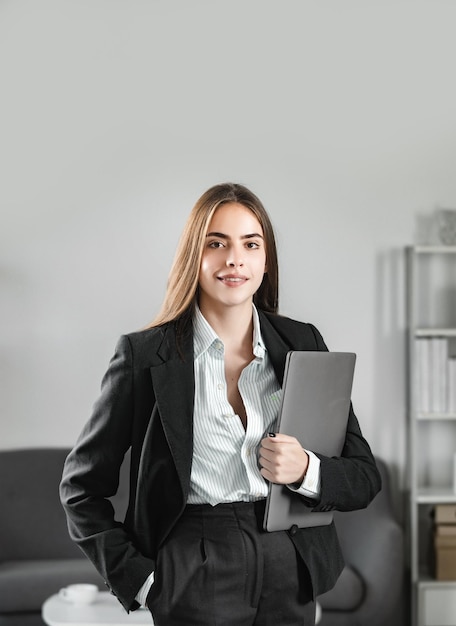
{"left": 0, "top": 559, "right": 104, "bottom": 612}
{"left": 0, "top": 449, "right": 82, "bottom": 561}
{"left": 318, "top": 565, "right": 365, "bottom": 611}
{"left": 0, "top": 448, "right": 130, "bottom": 564}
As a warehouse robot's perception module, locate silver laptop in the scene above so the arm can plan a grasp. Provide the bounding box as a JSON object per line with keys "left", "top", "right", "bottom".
{"left": 263, "top": 351, "right": 356, "bottom": 532}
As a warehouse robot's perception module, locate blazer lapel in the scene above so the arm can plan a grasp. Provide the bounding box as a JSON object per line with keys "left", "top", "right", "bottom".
{"left": 149, "top": 324, "right": 195, "bottom": 499}
{"left": 258, "top": 310, "right": 292, "bottom": 386}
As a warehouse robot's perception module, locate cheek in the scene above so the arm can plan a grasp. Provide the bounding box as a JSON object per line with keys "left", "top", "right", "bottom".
{"left": 199, "top": 257, "right": 209, "bottom": 275}
{"left": 198, "top": 255, "right": 214, "bottom": 283}
{"left": 257, "top": 253, "right": 267, "bottom": 275}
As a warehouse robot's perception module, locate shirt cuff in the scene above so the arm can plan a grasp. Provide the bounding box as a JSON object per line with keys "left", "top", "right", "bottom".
{"left": 287, "top": 449, "right": 321, "bottom": 498}
{"left": 135, "top": 571, "right": 155, "bottom": 607}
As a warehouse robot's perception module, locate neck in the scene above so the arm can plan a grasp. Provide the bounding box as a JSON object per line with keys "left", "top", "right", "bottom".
{"left": 198, "top": 300, "right": 254, "bottom": 347}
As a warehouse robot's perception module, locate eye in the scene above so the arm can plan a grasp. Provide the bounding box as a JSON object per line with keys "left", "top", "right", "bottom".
{"left": 208, "top": 240, "right": 225, "bottom": 249}
{"left": 246, "top": 241, "right": 261, "bottom": 249}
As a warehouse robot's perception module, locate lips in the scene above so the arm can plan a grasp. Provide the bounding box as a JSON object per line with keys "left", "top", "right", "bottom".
{"left": 217, "top": 274, "right": 248, "bottom": 285}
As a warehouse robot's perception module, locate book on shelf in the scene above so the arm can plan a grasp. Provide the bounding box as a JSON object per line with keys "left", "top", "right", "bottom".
{"left": 449, "top": 358, "right": 456, "bottom": 413}
{"left": 415, "top": 338, "right": 431, "bottom": 413}
{"left": 415, "top": 337, "right": 456, "bottom": 414}
{"left": 435, "top": 524, "right": 456, "bottom": 536}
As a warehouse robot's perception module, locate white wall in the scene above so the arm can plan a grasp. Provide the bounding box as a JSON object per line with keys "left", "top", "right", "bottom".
{"left": 2, "top": 0, "right": 456, "bottom": 508}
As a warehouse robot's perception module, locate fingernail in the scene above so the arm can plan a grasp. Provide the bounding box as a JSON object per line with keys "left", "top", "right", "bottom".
{"left": 268, "top": 432, "right": 276, "bottom": 438}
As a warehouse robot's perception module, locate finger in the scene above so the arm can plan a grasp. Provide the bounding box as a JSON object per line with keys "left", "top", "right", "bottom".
{"left": 260, "top": 437, "right": 277, "bottom": 451}
{"left": 259, "top": 447, "right": 287, "bottom": 472}
{"left": 262, "top": 433, "right": 299, "bottom": 446}
{"left": 259, "top": 455, "right": 273, "bottom": 472}
{"left": 259, "top": 447, "right": 275, "bottom": 464}
{"left": 260, "top": 467, "right": 276, "bottom": 482}
{"left": 271, "top": 433, "right": 300, "bottom": 444}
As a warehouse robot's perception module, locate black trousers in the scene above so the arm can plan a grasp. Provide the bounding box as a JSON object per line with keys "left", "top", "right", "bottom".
{"left": 147, "top": 500, "right": 316, "bottom": 626}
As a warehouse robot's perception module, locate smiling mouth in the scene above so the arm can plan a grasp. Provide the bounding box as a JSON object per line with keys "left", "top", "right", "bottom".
{"left": 217, "top": 276, "right": 248, "bottom": 284}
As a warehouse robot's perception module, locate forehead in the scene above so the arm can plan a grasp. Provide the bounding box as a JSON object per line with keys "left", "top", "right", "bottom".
{"left": 208, "top": 202, "right": 263, "bottom": 233}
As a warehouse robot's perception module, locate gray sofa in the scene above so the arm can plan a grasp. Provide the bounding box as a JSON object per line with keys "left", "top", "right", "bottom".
{"left": 318, "top": 457, "right": 404, "bottom": 626}
{"left": 0, "top": 449, "right": 402, "bottom": 625}
{"left": 0, "top": 448, "right": 125, "bottom": 626}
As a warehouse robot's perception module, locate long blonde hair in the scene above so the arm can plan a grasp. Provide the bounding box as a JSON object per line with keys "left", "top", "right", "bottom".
{"left": 149, "top": 183, "right": 279, "bottom": 328}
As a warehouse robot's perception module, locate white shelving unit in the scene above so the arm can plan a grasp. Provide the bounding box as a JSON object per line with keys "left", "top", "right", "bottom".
{"left": 406, "top": 246, "right": 456, "bottom": 626}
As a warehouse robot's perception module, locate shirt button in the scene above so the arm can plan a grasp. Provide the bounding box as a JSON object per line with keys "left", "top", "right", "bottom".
{"left": 217, "top": 383, "right": 224, "bottom": 390}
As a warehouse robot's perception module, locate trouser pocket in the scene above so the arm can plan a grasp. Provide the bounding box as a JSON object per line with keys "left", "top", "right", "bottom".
{"left": 147, "top": 521, "right": 214, "bottom": 624}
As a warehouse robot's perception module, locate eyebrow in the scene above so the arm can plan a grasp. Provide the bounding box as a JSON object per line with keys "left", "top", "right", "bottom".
{"left": 206, "top": 231, "right": 264, "bottom": 240}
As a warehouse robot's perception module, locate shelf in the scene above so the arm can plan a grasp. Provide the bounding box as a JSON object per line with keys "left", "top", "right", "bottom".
{"left": 407, "top": 244, "right": 456, "bottom": 624}
{"left": 417, "top": 575, "right": 456, "bottom": 589}
{"left": 411, "top": 245, "right": 456, "bottom": 255}
{"left": 417, "top": 412, "right": 456, "bottom": 421}
{"left": 414, "top": 328, "right": 456, "bottom": 337}
{"left": 416, "top": 487, "right": 456, "bottom": 504}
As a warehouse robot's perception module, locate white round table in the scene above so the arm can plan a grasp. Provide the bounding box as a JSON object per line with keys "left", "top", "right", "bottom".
{"left": 42, "top": 592, "right": 153, "bottom": 626}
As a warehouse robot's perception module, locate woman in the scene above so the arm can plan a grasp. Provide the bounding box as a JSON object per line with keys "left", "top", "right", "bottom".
{"left": 60, "top": 182, "right": 381, "bottom": 625}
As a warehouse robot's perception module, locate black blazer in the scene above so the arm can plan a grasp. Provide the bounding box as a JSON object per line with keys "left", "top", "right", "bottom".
{"left": 60, "top": 311, "right": 381, "bottom": 611}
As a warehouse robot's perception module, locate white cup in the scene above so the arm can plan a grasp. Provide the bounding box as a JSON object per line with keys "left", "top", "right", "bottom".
{"left": 59, "top": 584, "right": 99, "bottom": 605}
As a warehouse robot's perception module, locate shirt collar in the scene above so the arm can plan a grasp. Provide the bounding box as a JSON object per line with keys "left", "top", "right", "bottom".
{"left": 252, "top": 305, "right": 266, "bottom": 359}
{"left": 193, "top": 304, "right": 266, "bottom": 360}
{"left": 193, "top": 306, "right": 219, "bottom": 359}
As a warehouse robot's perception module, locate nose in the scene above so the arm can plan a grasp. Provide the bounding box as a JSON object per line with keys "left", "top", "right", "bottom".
{"left": 225, "top": 242, "right": 244, "bottom": 267}
{"left": 226, "top": 254, "right": 243, "bottom": 268}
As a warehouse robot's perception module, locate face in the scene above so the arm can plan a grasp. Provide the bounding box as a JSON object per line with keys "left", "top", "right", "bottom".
{"left": 198, "top": 202, "right": 267, "bottom": 314}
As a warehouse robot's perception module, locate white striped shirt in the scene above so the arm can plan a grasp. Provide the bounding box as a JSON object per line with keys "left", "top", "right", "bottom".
{"left": 188, "top": 305, "right": 282, "bottom": 504}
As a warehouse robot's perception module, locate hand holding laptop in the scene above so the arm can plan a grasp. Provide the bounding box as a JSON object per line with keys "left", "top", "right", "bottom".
{"left": 259, "top": 432, "right": 309, "bottom": 486}
{"left": 263, "top": 351, "right": 356, "bottom": 532}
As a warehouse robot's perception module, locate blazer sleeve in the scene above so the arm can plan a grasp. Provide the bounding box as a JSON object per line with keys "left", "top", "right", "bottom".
{"left": 307, "top": 324, "right": 382, "bottom": 512}
{"left": 60, "top": 335, "right": 155, "bottom": 612}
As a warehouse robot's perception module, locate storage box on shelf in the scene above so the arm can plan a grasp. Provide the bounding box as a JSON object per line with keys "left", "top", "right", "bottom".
{"left": 406, "top": 246, "right": 456, "bottom": 626}
{"left": 435, "top": 505, "right": 456, "bottom": 581}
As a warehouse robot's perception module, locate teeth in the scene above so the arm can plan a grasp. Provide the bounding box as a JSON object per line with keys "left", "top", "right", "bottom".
{"left": 223, "top": 278, "right": 243, "bottom": 282}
